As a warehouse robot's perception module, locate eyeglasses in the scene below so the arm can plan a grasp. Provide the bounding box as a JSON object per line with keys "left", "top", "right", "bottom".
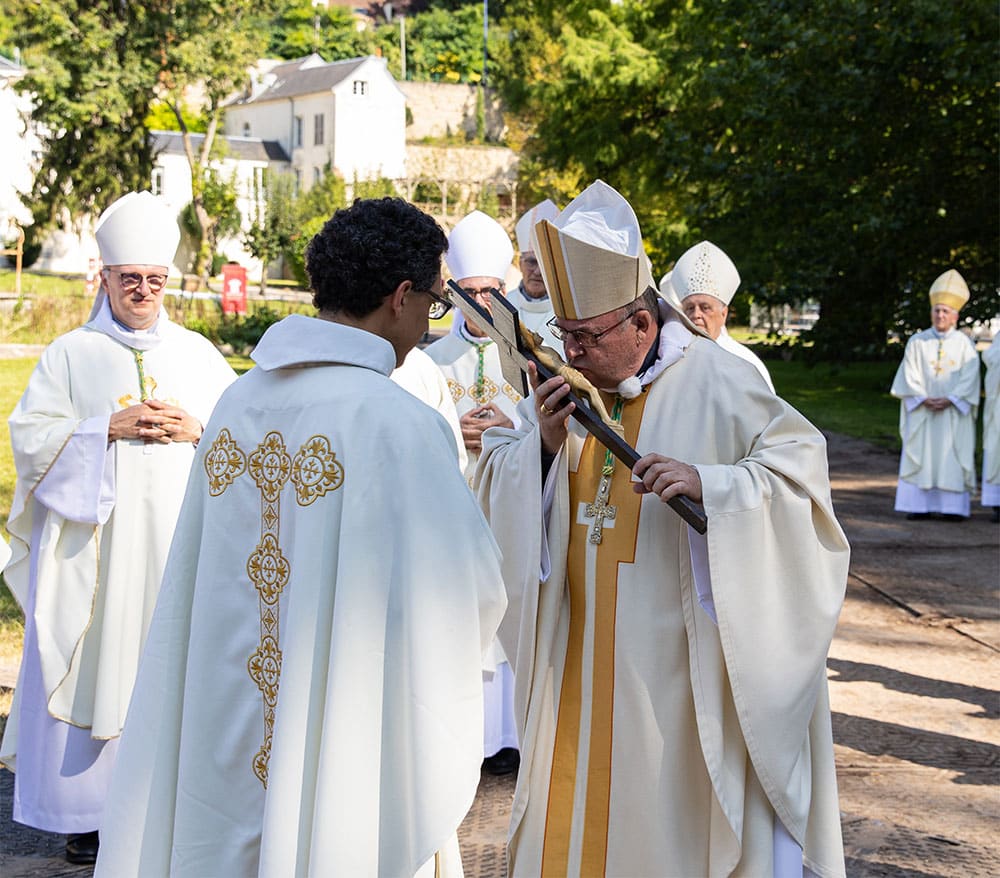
{"left": 420, "top": 289, "right": 453, "bottom": 320}
{"left": 461, "top": 286, "right": 499, "bottom": 300}
{"left": 547, "top": 312, "right": 634, "bottom": 349}
{"left": 109, "top": 270, "right": 169, "bottom": 292}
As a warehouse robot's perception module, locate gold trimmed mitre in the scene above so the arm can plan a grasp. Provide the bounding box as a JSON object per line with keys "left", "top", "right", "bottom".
{"left": 928, "top": 269, "right": 969, "bottom": 312}
{"left": 534, "top": 180, "right": 656, "bottom": 321}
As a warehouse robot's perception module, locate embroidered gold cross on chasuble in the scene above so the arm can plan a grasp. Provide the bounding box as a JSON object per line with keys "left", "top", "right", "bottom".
{"left": 203, "top": 428, "right": 345, "bottom": 787}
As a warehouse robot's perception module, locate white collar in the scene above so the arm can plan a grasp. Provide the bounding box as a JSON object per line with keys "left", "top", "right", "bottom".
{"left": 251, "top": 314, "right": 397, "bottom": 374}
{"left": 86, "top": 296, "right": 166, "bottom": 351}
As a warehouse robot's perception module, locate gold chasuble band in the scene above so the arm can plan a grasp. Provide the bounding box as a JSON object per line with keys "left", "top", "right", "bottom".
{"left": 542, "top": 391, "right": 649, "bottom": 876}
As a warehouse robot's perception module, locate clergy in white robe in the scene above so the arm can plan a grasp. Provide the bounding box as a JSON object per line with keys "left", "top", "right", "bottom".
{"left": 509, "top": 200, "right": 562, "bottom": 350}
{"left": 666, "top": 241, "right": 775, "bottom": 392}
{"left": 890, "top": 270, "right": 979, "bottom": 519}
{"left": 392, "top": 345, "right": 469, "bottom": 473}
{"left": 979, "top": 337, "right": 999, "bottom": 515}
{"left": 94, "top": 197, "right": 507, "bottom": 878}
{"left": 0, "top": 192, "right": 235, "bottom": 860}
{"left": 425, "top": 209, "right": 522, "bottom": 773}
{"left": 477, "top": 181, "right": 848, "bottom": 877}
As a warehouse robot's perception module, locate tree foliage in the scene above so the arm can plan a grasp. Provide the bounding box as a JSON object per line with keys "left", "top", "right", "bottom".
{"left": 494, "top": 0, "right": 998, "bottom": 358}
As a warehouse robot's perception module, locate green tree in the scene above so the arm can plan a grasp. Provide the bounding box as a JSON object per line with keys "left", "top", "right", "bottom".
{"left": 494, "top": 0, "right": 998, "bottom": 359}
{"left": 243, "top": 171, "right": 296, "bottom": 295}
{"left": 146, "top": 0, "right": 275, "bottom": 285}
{"left": 12, "top": 2, "right": 158, "bottom": 228}
{"left": 267, "top": 0, "right": 373, "bottom": 61}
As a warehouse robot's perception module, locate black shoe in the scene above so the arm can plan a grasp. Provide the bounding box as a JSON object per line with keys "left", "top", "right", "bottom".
{"left": 992, "top": 506, "right": 1000, "bottom": 523}
{"left": 940, "top": 513, "right": 966, "bottom": 522}
{"left": 66, "top": 830, "right": 99, "bottom": 865}
{"left": 906, "top": 512, "right": 932, "bottom": 520}
{"left": 483, "top": 747, "right": 520, "bottom": 776}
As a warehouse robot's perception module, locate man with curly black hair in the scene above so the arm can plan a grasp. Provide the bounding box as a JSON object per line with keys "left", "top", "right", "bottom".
{"left": 96, "top": 198, "right": 507, "bottom": 878}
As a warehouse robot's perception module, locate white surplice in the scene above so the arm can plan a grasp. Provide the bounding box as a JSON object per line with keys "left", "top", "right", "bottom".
{"left": 94, "top": 315, "right": 507, "bottom": 878}
{"left": 391, "top": 346, "right": 469, "bottom": 473}
{"left": 424, "top": 325, "right": 522, "bottom": 483}
{"left": 717, "top": 326, "right": 775, "bottom": 391}
{"left": 890, "top": 327, "right": 980, "bottom": 514}
{"left": 477, "top": 319, "right": 849, "bottom": 877}
{"left": 0, "top": 307, "right": 235, "bottom": 832}
{"left": 982, "top": 338, "right": 1000, "bottom": 506}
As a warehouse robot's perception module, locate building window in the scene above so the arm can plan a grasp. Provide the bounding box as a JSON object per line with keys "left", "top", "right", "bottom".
{"left": 243, "top": 122, "right": 251, "bottom": 137}
{"left": 293, "top": 116, "right": 303, "bottom": 148}
{"left": 151, "top": 167, "right": 164, "bottom": 196}
{"left": 314, "top": 113, "right": 324, "bottom": 145}
{"left": 352, "top": 80, "right": 368, "bottom": 96}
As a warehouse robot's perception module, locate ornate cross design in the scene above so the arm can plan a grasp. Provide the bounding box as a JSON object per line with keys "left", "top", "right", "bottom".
{"left": 203, "top": 428, "right": 345, "bottom": 787}
{"left": 584, "top": 473, "right": 617, "bottom": 545}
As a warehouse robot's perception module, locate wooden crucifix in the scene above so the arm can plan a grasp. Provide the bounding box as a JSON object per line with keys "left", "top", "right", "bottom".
{"left": 447, "top": 280, "right": 708, "bottom": 535}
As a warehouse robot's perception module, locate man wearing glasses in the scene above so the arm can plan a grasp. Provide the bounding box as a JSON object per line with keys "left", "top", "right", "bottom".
{"left": 476, "top": 181, "right": 849, "bottom": 877}
{"left": 96, "top": 198, "right": 506, "bottom": 877}
{"left": 506, "top": 199, "right": 561, "bottom": 350}
{"left": 425, "top": 210, "right": 522, "bottom": 485}
{"left": 0, "top": 191, "right": 235, "bottom": 864}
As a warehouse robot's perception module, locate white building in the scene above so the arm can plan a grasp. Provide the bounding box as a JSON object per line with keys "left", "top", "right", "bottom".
{"left": 0, "top": 54, "right": 42, "bottom": 248}
{"left": 224, "top": 53, "right": 406, "bottom": 190}
{"left": 149, "top": 130, "right": 290, "bottom": 276}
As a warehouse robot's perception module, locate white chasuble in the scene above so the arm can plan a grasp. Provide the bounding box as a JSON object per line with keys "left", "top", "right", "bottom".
{"left": 95, "top": 316, "right": 507, "bottom": 878}
{"left": 477, "top": 334, "right": 849, "bottom": 878}
{"left": 717, "top": 326, "right": 775, "bottom": 392}
{"left": 981, "top": 339, "right": 1000, "bottom": 506}
{"left": 890, "top": 327, "right": 979, "bottom": 509}
{"left": 425, "top": 330, "right": 522, "bottom": 481}
{"left": 0, "top": 318, "right": 235, "bottom": 832}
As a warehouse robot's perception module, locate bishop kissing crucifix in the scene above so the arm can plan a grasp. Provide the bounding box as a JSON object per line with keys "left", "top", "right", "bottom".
{"left": 447, "top": 281, "right": 708, "bottom": 537}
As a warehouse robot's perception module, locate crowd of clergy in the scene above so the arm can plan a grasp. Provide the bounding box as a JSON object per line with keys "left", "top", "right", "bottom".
{"left": 0, "top": 177, "right": 995, "bottom": 878}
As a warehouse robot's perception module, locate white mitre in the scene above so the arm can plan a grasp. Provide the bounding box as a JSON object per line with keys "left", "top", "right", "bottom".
{"left": 445, "top": 210, "right": 514, "bottom": 283}
{"left": 95, "top": 191, "right": 181, "bottom": 268}
{"left": 515, "top": 199, "right": 559, "bottom": 254}
{"left": 534, "top": 179, "right": 658, "bottom": 321}
{"left": 671, "top": 240, "right": 741, "bottom": 306}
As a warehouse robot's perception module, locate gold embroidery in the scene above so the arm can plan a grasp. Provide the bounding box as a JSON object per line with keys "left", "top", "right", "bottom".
{"left": 205, "top": 427, "right": 345, "bottom": 788}
{"left": 469, "top": 375, "right": 499, "bottom": 405}
{"left": 204, "top": 429, "right": 247, "bottom": 495}
{"left": 447, "top": 378, "right": 464, "bottom": 403}
{"left": 291, "top": 435, "right": 345, "bottom": 506}
{"left": 502, "top": 383, "right": 523, "bottom": 404}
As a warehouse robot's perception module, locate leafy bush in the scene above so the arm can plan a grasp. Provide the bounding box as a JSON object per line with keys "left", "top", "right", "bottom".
{"left": 216, "top": 307, "right": 286, "bottom": 354}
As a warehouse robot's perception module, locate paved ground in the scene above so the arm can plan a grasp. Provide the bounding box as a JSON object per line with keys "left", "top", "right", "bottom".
{"left": 1, "top": 431, "right": 997, "bottom": 877}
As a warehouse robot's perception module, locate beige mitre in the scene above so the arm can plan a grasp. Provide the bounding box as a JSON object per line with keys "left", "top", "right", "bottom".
{"left": 928, "top": 269, "right": 970, "bottom": 312}
{"left": 669, "top": 240, "right": 741, "bottom": 306}
{"left": 534, "top": 179, "right": 660, "bottom": 321}
{"left": 515, "top": 199, "right": 560, "bottom": 255}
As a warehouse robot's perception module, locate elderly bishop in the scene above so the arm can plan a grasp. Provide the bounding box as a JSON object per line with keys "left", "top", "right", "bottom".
{"left": 477, "top": 180, "right": 849, "bottom": 877}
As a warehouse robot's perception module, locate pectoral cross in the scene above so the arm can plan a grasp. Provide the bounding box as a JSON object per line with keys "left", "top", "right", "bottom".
{"left": 584, "top": 471, "right": 617, "bottom": 544}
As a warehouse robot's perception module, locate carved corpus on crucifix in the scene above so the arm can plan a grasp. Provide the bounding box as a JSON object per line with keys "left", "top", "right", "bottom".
{"left": 446, "top": 280, "right": 707, "bottom": 534}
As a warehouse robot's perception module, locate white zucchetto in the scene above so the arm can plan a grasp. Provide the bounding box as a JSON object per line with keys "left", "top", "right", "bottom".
{"left": 671, "top": 241, "right": 741, "bottom": 306}
{"left": 515, "top": 199, "right": 559, "bottom": 254}
{"left": 445, "top": 211, "right": 514, "bottom": 283}
{"left": 95, "top": 191, "right": 181, "bottom": 268}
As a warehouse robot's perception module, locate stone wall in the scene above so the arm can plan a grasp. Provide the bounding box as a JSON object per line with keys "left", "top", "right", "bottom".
{"left": 400, "top": 82, "right": 506, "bottom": 142}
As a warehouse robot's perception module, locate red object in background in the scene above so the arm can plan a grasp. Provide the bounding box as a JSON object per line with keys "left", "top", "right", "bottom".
{"left": 221, "top": 263, "right": 248, "bottom": 315}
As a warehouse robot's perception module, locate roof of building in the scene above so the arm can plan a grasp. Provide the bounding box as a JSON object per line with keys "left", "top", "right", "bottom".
{"left": 151, "top": 130, "right": 290, "bottom": 163}
{"left": 233, "top": 55, "right": 375, "bottom": 105}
